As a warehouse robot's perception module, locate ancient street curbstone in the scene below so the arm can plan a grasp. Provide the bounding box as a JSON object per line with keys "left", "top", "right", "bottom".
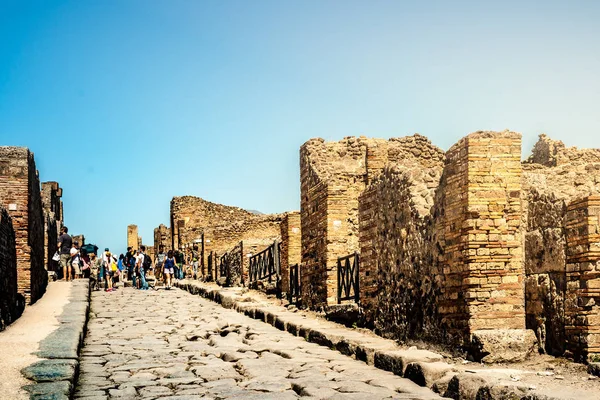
{"left": 21, "top": 359, "right": 78, "bottom": 382}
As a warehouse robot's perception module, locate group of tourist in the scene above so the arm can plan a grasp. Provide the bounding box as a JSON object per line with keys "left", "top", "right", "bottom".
{"left": 57, "top": 226, "right": 201, "bottom": 291}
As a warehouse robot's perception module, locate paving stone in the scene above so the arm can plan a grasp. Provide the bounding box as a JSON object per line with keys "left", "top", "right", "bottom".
{"left": 74, "top": 287, "right": 442, "bottom": 399}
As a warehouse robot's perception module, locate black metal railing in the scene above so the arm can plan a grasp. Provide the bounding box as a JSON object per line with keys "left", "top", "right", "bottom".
{"left": 207, "top": 251, "right": 213, "bottom": 281}
{"left": 249, "top": 240, "right": 280, "bottom": 283}
{"left": 337, "top": 252, "right": 360, "bottom": 303}
{"left": 288, "top": 263, "right": 301, "bottom": 305}
{"left": 219, "top": 253, "right": 228, "bottom": 278}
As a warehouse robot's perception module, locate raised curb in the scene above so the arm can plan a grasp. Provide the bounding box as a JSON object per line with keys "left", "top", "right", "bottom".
{"left": 176, "top": 280, "right": 576, "bottom": 400}
{"left": 22, "top": 280, "right": 90, "bottom": 400}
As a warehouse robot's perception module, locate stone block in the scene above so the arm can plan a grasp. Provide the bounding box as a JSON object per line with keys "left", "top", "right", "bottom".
{"left": 469, "top": 329, "right": 537, "bottom": 363}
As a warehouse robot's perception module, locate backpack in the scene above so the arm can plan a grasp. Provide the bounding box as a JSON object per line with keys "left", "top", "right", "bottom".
{"left": 143, "top": 254, "right": 152, "bottom": 269}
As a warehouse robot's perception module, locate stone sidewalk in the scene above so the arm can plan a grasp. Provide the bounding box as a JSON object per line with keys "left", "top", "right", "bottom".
{"left": 176, "top": 280, "right": 600, "bottom": 400}
{"left": 0, "top": 280, "right": 90, "bottom": 400}
{"left": 74, "top": 286, "right": 443, "bottom": 399}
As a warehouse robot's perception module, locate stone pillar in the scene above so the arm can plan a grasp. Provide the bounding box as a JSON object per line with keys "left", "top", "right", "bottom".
{"left": 0, "top": 147, "right": 47, "bottom": 304}
{"left": 0, "top": 208, "right": 24, "bottom": 330}
{"left": 565, "top": 195, "right": 600, "bottom": 362}
{"left": 280, "top": 212, "right": 301, "bottom": 296}
{"left": 439, "top": 132, "right": 530, "bottom": 360}
{"left": 127, "top": 225, "right": 138, "bottom": 250}
{"left": 41, "top": 182, "right": 63, "bottom": 272}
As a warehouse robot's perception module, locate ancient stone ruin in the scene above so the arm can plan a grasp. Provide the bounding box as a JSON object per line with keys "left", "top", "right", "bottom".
{"left": 149, "top": 131, "right": 600, "bottom": 363}
{"left": 296, "top": 131, "right": 600, "bottom": 362}
{"left": 0, "top": 147, "right": 47, "bottom": 304}
{"left": 40, "top": 181, "right": 63, "bottom": 273}
{"left": 0, "top": 208, "right": 24, "bottom": 331}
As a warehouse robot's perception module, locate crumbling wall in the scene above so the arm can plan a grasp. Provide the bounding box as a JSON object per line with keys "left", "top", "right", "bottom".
{"left": 0, "top": 147, "right": 47, "bottom": 304}
{"left": 359, "top": 131, "right": 527, "bottom": 352}
{"left": 0, "top": 209, "right": 24, "bottom": 331}
{"left": 154, "top": 224, "right": 171, "bottom": 253}
{"left": 280, "top": 212, "right": 301, "bottom": 296}
{"left": 564, "top": 196, "right": 600, "bottom": 362}
{"left": 522, "top": 134, "right": 600, "bottom": 358}
{"left": 300, "top": 137, "right": 370, "bottom": 308}
{"left": 127, "top": 225, "right": 138, "bottom": 250}
{"left": 170, "top": 196, "right": 258, "bottom": 250}
{"left": 41, "top": 182, "right": 62, "bottom": 272}
{"left": 301, "top": 135, "right": 445, "bottom": 308}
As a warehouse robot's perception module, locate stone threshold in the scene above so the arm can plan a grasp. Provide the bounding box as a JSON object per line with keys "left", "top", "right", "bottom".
{"left": 21, "top": 280, "right": 90, "bottom": 400}
{"left": 176, "top": 279, "right": 599, "bottom": 400}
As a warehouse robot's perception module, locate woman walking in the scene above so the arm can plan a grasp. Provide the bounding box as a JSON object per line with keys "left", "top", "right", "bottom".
{"left": 163, "top": 250, "right": 176, "bottom": 290}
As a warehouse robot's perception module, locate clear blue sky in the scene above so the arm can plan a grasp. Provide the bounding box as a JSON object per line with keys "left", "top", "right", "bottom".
{"left": 1, "top": 1, "right": 599, "bottom": 255}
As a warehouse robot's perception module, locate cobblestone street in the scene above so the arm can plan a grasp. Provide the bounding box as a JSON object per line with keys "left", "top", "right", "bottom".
{"left": 74, "top": 287, "right": 442, "bottom": 399}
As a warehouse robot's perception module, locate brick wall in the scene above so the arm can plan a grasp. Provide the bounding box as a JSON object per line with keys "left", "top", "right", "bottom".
{"left": 565, "top": 195, "right": 600, "bottom": 361}
{"left": 0, "top": 147, "right": 47, "bottom": 304}
{"left": 127, "top": 225, "right": 138, "bottom": 250}
{"left": 0, "top": 208, "right": 24, "bottom": 331}
{"left": 41, "top": 181, "right": 63, "bottom": 272}
{"left": 154, "top": 224, "right": 171, "bottom": 254}
{"left": 357, "top": 131, "right": 526, "bottom": 349}
{"left": 279, "top": 212, "right": 301, "bottom": 296}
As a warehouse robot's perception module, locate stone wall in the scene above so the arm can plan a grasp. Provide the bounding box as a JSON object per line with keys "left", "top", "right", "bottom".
{"left": 356, "top": 131, "right": 529, "bottom": 356}
{"left": 0, "top": 209, "right": 24, "bottom": 331}
{"left": 170, "top": 196, "right": 283, "bottom": 281}
{"left": 279, "top": 212, "right": 301, "bottom": 296}
{"left": 564, "top": 196, "right": 600, "bottom": 362}
{"left": 41, "top": 182, "right": 63, "bottom": 272}
{"left": 71, "top": 234, "right": 85, "bottom": 246}
{"left": 300, "top": 135, "right": 445, "bottom": 308}
{"left": 127, "top": 225, "right": 138, "bottom": 250}
{"left": 154, "top": 224, "right": 171, "bottom": 254}
{"left": 0, "top": 147, "right": 47, "bottom": 304}
{"left": 522, "top": 135, "right": 600, "bottom": 359}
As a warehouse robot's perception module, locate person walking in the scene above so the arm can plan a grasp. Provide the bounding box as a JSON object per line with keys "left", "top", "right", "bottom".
{"left": 81, "top": 249, "right": 91, "bottom": 279}
{"left": 155, "top": 245, "right": 166, "bottom": 285}
{"left": 70, "top": 242, "right": 81, "bottom": 279}
{"left": 136, "top": 247, "right": 149, "bottom": 290}
{"left": 57, "top": 226, "right": 72, "bottom": 281}
{"left": 174, "top": 249, "right": 184, "bottom": 280}
{"left": 163, "top": 250, "right": 176, "bottom": 290}
{"left": 191, "top": 245, "right": 200, "bottom": 280}
{"left": 89, "top": 253, "right": 100, "bottom": 291}
{"left": 102, "top": 249, "right": 114, "bottom": 292}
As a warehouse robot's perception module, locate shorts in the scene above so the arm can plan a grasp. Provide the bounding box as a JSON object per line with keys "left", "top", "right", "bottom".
{"left": 60, "top": 254, "right": 71, "bottom": 269}
{"left": 164, "top": 267, "right": 174, "bottom": 275}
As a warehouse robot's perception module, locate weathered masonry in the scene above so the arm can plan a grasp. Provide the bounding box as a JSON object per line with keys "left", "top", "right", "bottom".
{"left": 169, "top": 196, "right": 283, "bottom": 282}
{"left": 154, "top": 224, "right": 171, "bottom": 254}
{"left": 0, "top": 208, "right": 24, "bottom": 331}
{"left": 127, "top": 224, "right": 138, "bottom": 250}
{"left": 0, "top": 147, "right": 47, "bottom": 304}
{"left": 41, "top": 181, "right": 63, "bottom": 272}
{"left": 299, "top": 132, "right": 600, "bottom": 361}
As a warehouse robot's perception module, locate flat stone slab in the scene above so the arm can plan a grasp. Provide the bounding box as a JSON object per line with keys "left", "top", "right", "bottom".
{"left": 22, "top": 359, "right": 78, "bottom": 382}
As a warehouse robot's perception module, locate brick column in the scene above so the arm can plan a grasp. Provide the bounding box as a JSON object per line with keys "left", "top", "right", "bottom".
{"left": 565, "top": 195, "right": 600, "bottom": 361}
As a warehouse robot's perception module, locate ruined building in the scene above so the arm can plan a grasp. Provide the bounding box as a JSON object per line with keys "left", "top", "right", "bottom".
{"left": 169, "top": 196, "right": 283, "bottom": 283}
{"left": 153, "top": 224, "right": 171, "bottom": 254}
{"left": 300, "top": 132, "right": 600, "bottom": 362}
{"left": 41, "top": 181, "right": 63, "bottom": 272}
{"left": 0, "top": 209, "right": 24, "bottom": 331}
{"left": 127, "top": 224, "right": 138, "bottom": 250}
{"left": 0, "top": 147, "right": 47, "bottom": 304}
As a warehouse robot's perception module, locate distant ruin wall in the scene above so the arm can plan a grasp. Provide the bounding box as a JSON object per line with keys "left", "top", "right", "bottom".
{"left": 0, "top": 147, "right": 47, "bottom": 304}
{"left": 41, "top": 182, "right": 62, "bottom": 272}
{"left": 154, "top": 224, "right": 171, "bottom": 254}
{"left": 0, "top": 209, "right": 24, "bottom": 331}
{"left": 127, "top": 225, "right": 138, "bottom": 250}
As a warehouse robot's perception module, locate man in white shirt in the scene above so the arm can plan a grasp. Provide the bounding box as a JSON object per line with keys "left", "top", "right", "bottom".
{"left": 136, "top": 247, "right": 149, "bottom": 290}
